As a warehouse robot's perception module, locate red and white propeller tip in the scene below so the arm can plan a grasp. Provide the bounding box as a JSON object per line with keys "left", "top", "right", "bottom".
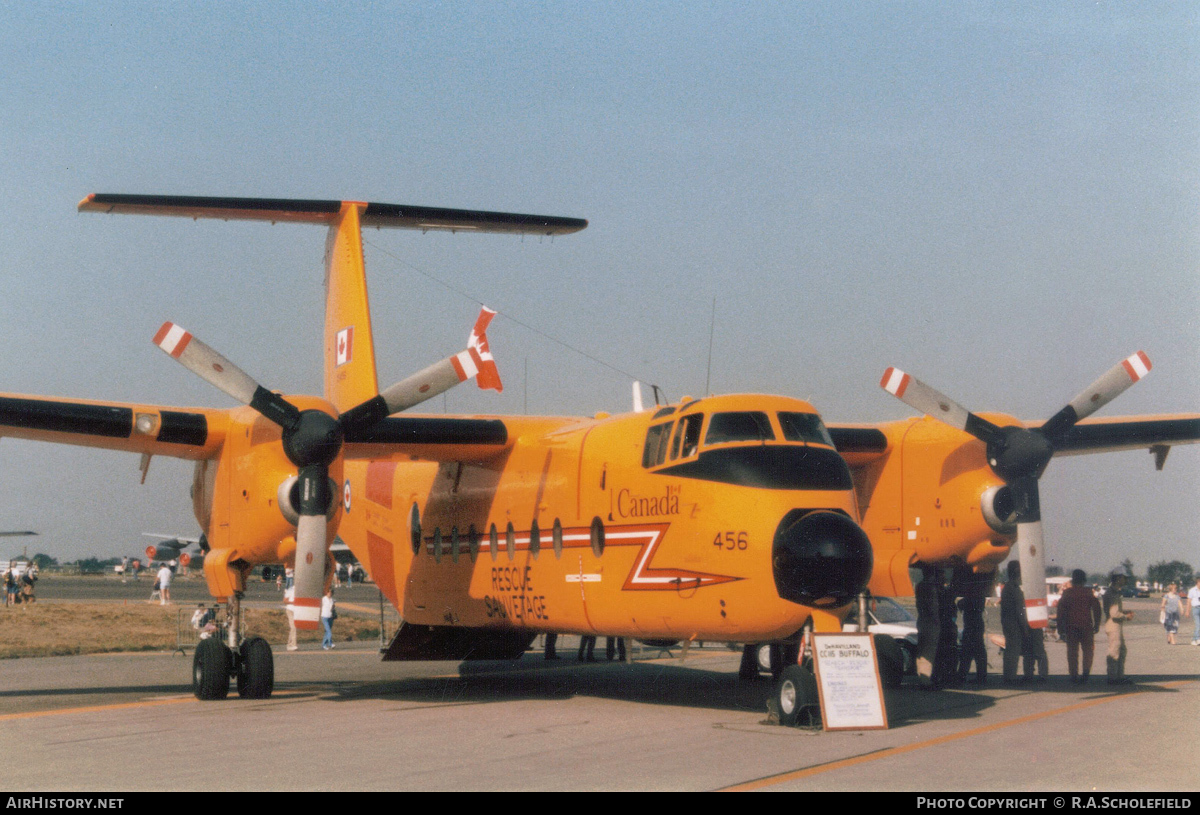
{"left": 880, "top": 367, "right": 973, "bottom": 433}
{"left": 153, "top": 321, "right": 262, "bottom": 406}
{"left": 1067, "top": 351, "right": 1151, "bottom": 422}
{"left": 465, "top": 306, "right": 502, "bottom": 393}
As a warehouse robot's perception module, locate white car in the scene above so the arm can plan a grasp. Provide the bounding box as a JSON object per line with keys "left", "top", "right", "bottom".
{"left": 755, "top": 597, "right": 919, "bottom": 677}
{"left": 841, "top": 597, "right": 919, "bottom": 674}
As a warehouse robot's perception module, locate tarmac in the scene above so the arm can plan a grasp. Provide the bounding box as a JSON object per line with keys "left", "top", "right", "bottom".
{"left": 0, "top": 575, "right": 1196, "bottom": 791}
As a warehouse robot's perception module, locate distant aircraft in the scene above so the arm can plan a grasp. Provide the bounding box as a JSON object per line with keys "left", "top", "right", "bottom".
{"left": 0, "top": 193, "right": 1192, "bottom": 727}
{"left": 142, "top": 533, "right": 204, "bottom": 568}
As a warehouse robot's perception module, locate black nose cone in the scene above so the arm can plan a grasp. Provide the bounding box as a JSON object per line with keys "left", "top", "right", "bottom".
{"left": 772, "top": 510, "right": 873, "bottom": 609}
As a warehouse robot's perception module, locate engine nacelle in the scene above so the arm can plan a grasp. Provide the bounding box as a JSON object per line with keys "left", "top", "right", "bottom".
{"left": 980, "top": 484, "right": 1017, "bottom": 533}
{"left": 276, "top": 474, "right": 341, "bottom": 527}
{"left": 192, "top": 404, "right": 343, "bottom": 571}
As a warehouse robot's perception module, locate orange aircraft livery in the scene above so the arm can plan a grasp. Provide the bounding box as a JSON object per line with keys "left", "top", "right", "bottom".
{"left": 0, "top": 193, "right": 1194, "bottom": 709}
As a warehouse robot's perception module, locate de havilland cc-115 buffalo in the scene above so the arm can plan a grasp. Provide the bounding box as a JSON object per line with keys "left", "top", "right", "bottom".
{"left": 1, "top": 193, "right": 1195, "bottom": 723}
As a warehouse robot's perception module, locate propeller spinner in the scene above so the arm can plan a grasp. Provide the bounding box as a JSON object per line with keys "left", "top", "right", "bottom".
{"left": 880, "top": 352, "right": 1152, "bottom": 628}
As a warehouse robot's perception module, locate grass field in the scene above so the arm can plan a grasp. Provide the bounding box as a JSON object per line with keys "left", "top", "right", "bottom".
{"left": 0, "top": 602, "right": 382, "bottom": 659}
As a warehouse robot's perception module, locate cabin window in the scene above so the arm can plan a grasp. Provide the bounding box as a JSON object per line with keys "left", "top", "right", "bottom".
{"left": 450, "top": 527, "right": 459, "bottom": 564}
{"left": 705, "top": 411, "right": 775, "bottom": 445}
{"left": 468, "top": 525, "right": 480, "bottom": 562}
{"left": 505, "top": 522, "right": 515, "bottom": 561}
{"left": 670, "top": 413, "right": 704, "bottom": 460}
{"left": 488, "top": 524, "right": 499, "bottom": 561}
{"left": 590, "top": 517, "right": 605, "bottom": 557}
{"left": 529, "top": 519, "right": 540, "bottom": 559}
{"left": 778, "top": 412, "right": 835, "bottom": 446}
{"left": 409, "top": 504, "right": 421, "bottom": 556}
{"left": 553, "top": 519, "right": 563, "bottom": 559}
{"left": 642, "top": 422, "right": 673, "bottom": 468}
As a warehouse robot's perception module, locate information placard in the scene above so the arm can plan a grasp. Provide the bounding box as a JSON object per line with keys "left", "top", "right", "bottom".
{"left": 812, "top": 632, "right": 889, "bottom": 731}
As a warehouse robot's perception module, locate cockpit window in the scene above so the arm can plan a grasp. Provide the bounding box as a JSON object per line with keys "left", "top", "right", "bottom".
{"left": 642, "top": 422, "right": 673, "bottom": 468}
{"left": 705, "top": 411, "right": 775, "bottom": 445}
{"left": 670, "top": 413, "right": 703, "bottom": 460}
{"left": 778, "top": 412, "right": 835, "bottom": 446}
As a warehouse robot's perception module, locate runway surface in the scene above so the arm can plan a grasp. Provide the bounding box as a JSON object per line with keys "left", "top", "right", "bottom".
{"left": 1, "top": 581, "right": 1196, "bottom": 791}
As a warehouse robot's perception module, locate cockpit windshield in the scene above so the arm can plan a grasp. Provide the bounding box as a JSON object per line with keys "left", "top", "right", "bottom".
{"left": 705, "top": 411, "right": 774, "bottom": 445}
{"left": 778, "top": 412, "right": 835, "bottom": 446}
{"left": 640, "top": 407, "right": 849, "bottom": 490}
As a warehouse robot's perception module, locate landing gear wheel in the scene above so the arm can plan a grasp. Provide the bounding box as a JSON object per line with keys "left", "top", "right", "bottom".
{"left": 775, "top": 664, "right": 819, "bottom": 728}
{"left": 236, "top": 636, "right": 275, "bottom": 699}
{"left": 874, "top": 634, "right": 904, "bottom": 689}
{"left": 193, "top": 637, "right": 232, "bottom": 700}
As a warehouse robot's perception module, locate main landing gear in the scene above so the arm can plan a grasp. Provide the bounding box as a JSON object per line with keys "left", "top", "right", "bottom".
{"left": 192, "top": 593, "right": 275, "bottom": 700}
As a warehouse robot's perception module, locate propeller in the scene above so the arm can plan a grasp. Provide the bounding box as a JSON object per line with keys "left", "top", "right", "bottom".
{"left": 153, "top": 307, "right": 503, "bottom": 629}
{"left": 880, "top": 352, "right": 1152, "bottom": 628}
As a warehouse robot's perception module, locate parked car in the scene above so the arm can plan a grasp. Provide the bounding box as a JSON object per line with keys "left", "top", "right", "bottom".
{"left": 841, "top": 597, "right": 919, "bottom": 675}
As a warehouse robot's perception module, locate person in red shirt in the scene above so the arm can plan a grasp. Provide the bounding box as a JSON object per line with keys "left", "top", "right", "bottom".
{"left": 1055, "top": 569, "right": 1102, "bottom": 685}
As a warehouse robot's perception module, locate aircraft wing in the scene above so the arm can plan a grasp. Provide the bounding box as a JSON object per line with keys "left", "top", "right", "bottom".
{"left": 79, "top": 194, "right": 588, "bottom": 236}
{"left": 1033, "top": 414, "right": 1200, "bottom": 456}
{"left": 828, "top": 414, "right": 1200, "bottom": 464}
{"left": 343, "top": 415, "right": 513, "bottom": 462}
{"left": 0, "top": 393, "right": 226, "bottom": 460}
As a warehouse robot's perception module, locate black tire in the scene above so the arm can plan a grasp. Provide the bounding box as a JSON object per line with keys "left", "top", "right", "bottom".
{"left": 874, "top": 634, "right": 904, "bottom": 689}
{"left": 776, "top": 664, "right": 819, "bottom": 727}
{"left": 236, "top": 636, "right": 275, "bottom": 699}
{"left": 193, "top": 638, "right": 231, "bottom": 700}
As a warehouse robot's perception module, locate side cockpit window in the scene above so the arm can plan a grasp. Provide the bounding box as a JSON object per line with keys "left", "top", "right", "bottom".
{"left": 705, "top": 411, "right": 774, "bottom": 445}
{"left": 778, "top": 412, "right": 835, "bottom": 446}
{"left": 642, "top": 422, "right": 673, "bottom": 468}
{"left": 670, "top": 413, "right": 703, "bottom": 460}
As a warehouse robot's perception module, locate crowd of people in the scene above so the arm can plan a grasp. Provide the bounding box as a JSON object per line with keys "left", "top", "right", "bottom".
{"left": 3, "top": 562, "right": 38, "bottom": 606}
{"left": 914, "top": 564, "right": 1190, "bottom": 690}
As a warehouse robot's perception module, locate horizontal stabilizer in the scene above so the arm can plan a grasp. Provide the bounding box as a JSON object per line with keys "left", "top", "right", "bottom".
{"left": 80, "top": 194, "right": 587, "bottom": 236}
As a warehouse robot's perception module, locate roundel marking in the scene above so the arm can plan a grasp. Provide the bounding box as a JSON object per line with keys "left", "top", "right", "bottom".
{"left": 343, "top": 479, "right": 352, "bottom": 512}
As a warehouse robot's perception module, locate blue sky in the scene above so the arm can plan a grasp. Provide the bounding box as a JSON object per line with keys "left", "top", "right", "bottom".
{"left": 0, "top": 2, "right": 1196, "bottom": 574}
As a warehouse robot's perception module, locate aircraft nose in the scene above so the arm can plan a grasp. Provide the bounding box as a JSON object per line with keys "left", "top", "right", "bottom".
{"left": 772, "top": 510, "right": 873, "bottom": 609}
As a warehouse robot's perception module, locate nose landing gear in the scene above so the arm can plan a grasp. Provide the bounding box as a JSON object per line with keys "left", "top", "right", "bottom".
{"left": 191, "top": 594, "right": 275, "bottom": 700}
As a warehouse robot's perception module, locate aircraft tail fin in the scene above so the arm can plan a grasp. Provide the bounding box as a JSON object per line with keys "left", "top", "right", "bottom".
{"left": 79, "top": 193, "right": 586, "bottom": 413}
{"left": 323, "top": 204, "right": 380, "bottom": 413}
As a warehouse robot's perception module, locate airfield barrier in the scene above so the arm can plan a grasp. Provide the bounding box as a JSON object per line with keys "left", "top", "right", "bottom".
{"left": 176, "top": 605, "right": 236, "bottom": 654}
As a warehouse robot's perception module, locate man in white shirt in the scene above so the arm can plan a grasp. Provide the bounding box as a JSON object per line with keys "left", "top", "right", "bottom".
{"left": 156, "top": 563, "right": 173, "bottom": 606}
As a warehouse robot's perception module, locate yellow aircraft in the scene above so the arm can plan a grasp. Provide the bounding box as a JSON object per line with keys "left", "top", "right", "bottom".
{"left": 2, "top": 194, "right": 1195, "bottom": 727}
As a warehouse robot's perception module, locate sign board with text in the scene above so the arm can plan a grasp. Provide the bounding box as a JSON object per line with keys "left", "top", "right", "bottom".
{"left": 812, "top": 632, "right": 889, "bottom": 731}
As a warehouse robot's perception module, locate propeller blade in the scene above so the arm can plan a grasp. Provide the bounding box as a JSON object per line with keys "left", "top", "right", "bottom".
{"left": 153, "top": 322, "right": 300, "bottom": 429}
{"left": 291, "top": 466, "right": 331, "bottom": 631}
{"left": 467, "top": 307, "right": 502, "bottom": 393}
{"left": 1011, "top": 477, "right": 1048, "bottom": 630}
{"left": 880, "top": 367, "right": 999, "bottom": 442}
{"left": 339, "top": 307, "right": 503, "bottom": 431}
{"left": 1040, "top": 351, "right": 1152, "bottom": 441}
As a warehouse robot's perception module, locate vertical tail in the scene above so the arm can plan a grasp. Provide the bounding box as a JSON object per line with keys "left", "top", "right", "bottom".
{"left": 323, "top": 203, "right": 380, "bottom": 412}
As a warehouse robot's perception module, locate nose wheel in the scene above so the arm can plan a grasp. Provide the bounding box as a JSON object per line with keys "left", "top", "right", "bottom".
{"left": 773, "top": 664, "right": 819, "bottom": 727}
